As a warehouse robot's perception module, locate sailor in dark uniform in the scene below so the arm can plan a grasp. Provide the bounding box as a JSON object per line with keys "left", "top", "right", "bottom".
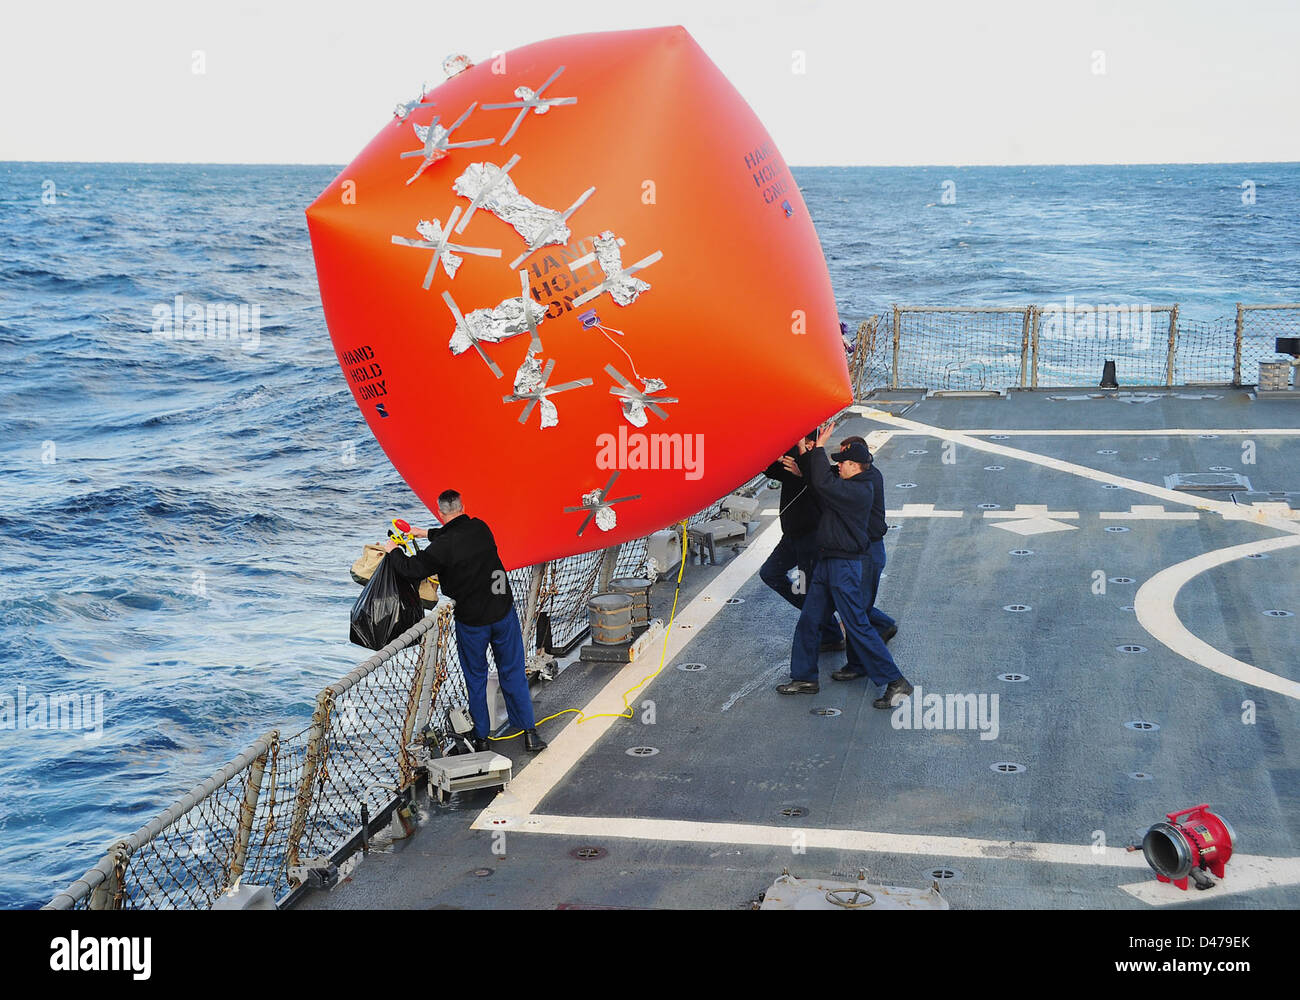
{"left": 385, "top": 490, "right": 547, "bottom": 752}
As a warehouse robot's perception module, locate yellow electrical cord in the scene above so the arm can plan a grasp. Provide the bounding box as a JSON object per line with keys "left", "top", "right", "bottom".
{"left": 487, "top": 519, "right": 689, "bottom": 741}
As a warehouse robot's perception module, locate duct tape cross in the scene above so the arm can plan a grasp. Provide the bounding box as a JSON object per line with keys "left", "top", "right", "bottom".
{"left": 401, "top": 103, "right": 496, "bottom": 185}
{"left": 501, "top": 358, "right": 593, "bottom": 426}
{"left": 391, "top": 206, "right": 503, "bottom": 287}
{"left": 572, "top": 246, "right": 663, "bottom": 309}
{"left": 454, "top": 154, "right": 521, "bottom": 234}
{"left": 519, "top": 269, "right": 544, "bottom": 355}
{"left": 441, "top": 289, "right": 504, "bottom": 379}
{"left": 392, "top": 90, "right": 436, "bottom": 123}
{"left": 482, "top": 65, "right": 578, "bottom": 146}
{"left": 605, "top": 364, "right": 678, "bottom": 421}
{"left": 564, "top": 471, "right": 642, "bottom": 537}
{"left": 509, "top": 185, "right": 597, "bottom": 270}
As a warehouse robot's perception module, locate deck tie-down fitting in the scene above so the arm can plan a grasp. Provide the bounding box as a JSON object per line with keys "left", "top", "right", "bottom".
{"left": 564, "top": 471, "right": 641, "bottom": 536}
{"left": 401, "top": 103, "right": 496, "bottom": 184}
{"left": 391, "top": 205, "right": 502, "bottom": 286}
{"left": 502, "top": 356, "right": 593, "bottom": 428}
{"left": 481, "top": 65, "right": 578, "bottom": 146}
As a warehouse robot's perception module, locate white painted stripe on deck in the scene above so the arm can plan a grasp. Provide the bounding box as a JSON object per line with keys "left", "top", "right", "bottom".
{"left": 849, "top": 406, "right": 1300, "bottom": 536}
{"left": 1134, "top": 534, "right": 1300, "bottom": 700}
{"left": 1120, "top": 854, "right": 1300, "bottom": 905}
{"left": 1100, "top": 505, "right": 1201, "bottom": 521}
{"left": 893, "top": 503, "right": 964, "bottom": 518}
{"left": 473, "top": 812, "right": 1149, "bottom": 869}
{"left": 984, "top": 505, "right": 1080, "bottom": 519}
{"left": 475, "top": 515, "right": 787, "bottom": 820}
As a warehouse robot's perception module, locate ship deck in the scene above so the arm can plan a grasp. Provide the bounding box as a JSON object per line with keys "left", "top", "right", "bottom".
{"left": 294, "top": 387, "right": 1300, "bottom": 910}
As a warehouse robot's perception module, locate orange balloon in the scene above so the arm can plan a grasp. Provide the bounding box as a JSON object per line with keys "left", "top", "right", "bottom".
{"left": 307, "top": 25, "right": 849, "bottom": 569}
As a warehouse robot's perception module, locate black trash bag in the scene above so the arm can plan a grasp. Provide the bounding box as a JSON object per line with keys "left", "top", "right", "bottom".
{"left": 349, "top": 551, "right": 422, "bottom": 650}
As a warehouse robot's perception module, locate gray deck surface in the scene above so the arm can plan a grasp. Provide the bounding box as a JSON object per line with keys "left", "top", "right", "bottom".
{"left": 295, "top": 388, "right": 1299, "bottom": 910}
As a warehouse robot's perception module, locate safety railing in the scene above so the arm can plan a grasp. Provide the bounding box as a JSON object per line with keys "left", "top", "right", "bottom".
{"left": 43, "top": 483, "right": 753, "bottom": 910}
{"left": 847, "top": 302, "right": 1299, "bottom": 398}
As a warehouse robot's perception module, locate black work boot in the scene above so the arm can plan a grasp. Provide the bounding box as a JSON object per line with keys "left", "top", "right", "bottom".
{"left": 523, "top": 729, "right": 548, "bottom": 753}
{"left": 873, "top": 678, "right": 914, "bottom": 709}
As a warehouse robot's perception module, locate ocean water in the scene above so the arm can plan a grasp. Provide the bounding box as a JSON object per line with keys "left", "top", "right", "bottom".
{"left": 1, "top": 160, "right": 1298, "bottom": 909}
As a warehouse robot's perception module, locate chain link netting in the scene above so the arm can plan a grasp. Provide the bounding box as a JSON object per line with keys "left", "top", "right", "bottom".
{"left": 845, "top": 302, "right": 1298, "bottom": 397}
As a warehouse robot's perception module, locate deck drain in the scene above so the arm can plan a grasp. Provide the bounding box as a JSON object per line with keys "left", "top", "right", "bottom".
{"left": 1108, "top": 576, "right": 1135, "bottom": 584}
{"left": 907, "top": 449, "right": 928, "bottom": 455}
{"left": 472, "top": 867, "right": 494, "bottom": 877}
{"left": 896, "top": 482, "right": 918, "bottom": 489}
{"left": 676, "top": 662, "right": 707, "bottom": 672}
{"left": 1264, "top": 609, "right": 1294, "bottom": 618}
{"left": 997, "top": 672, "right": 1028, "bottom": 682}
{"left": 978, "top": 503, "right": 1000, "bottom": 510}
{"left": 1245, "top": 553, "right": 1269, "bottom": 560}
{"left": 489, "top": 817, "right": 510, "bottom": 826}
{"left": 1010, "top": 549, "right": 1034, "bottom": 556}
{"left": 811, "top": 707, "right": 842, "bottom": 717}
{"left": 1199, "top": 434, "right": 1220, "bottom": 439}
{"left": 926, "top": 867, "right": 963, "bottom": 882}
{"left": 887, "top": 523, "right": 902, "bottom": 530}
{"left": 677, "top": 623, "right": 693, "bottom": 629}
{"left": 1120, "top": 605, "right": 1135, "bottom": 611}
{"left": 1116, "top": 644, "right": 1147, "bottom": 653}
{"left": 1097, "top": 449, "right": 1118, "bottom": 455}
{"left": 1102, "top": 484, "right": 1121, "bottom": 490}
{"left": 1209, "top": 466, "right": 1233, "bottom": 472}
{"left": 725, "top": 597, "right": 745, "bottom": 605}
{"left": 990, "top": 434, "right": 1010, "bottom": 440}
{"left": 1105, "top": 525, "right": 1131, "bottom": 533}
{"left": 1142, "top": 456, "right": 1159, "bottom": 462}
{"left": 1003, "top": 604, "right": 1031, "bottom": 612}
{"left": 991, "top": 762, "right": 1026, "bottom": 774}
{"left": 626, "top": 746, "right": 660, "bottom": 757}
{"left": 569, "top": 846, "right": 608, "bottom": 861}
{"left": 779, "top": 806, "right": 809, "bottom": 818}
{"left": 1129, "top": 772, "right": 1154, "bottom": 781}
{"left": 984, "top": 465, "right": 1005, "bottom": 471}
{"left": 1125, "top": 720, "right": 1160, "bottom": 732}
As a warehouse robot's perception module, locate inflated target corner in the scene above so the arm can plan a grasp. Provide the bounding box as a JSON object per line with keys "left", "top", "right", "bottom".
{"left": 307, "top": 26, "right": 850, "bottom": 569}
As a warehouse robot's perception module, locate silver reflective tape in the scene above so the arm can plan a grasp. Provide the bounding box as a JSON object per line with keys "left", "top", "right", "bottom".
{"left": 448, "top": 295, "right": 548, "bottom": 355}
{"left": 454, "top": 163, "right": 569, "bottom": 251}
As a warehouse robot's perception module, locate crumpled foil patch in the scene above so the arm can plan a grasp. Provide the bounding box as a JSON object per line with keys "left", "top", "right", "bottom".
{"left": 443, "top": 54, "right": 473, "bottom": 78}
{"left": 454, "top": 163, "right": 568, "bottom": 250}
{"left": 414, "top": 219, "right": 462, "bottom": 279}
{"left": 593, "top": 230, "right": 650, "bottom": 305}
{"left": 582, "top": 489, "right": 617, "bottom": 532}
{"left": 513, "top": 353, "right": 544, "bottom": 394}
{"left": 514, "top": 85, "right": 551, "bottom": 114}
{"left": 449, "top": 295, "right": 548, "bottom": 355}
{"left": 537, "top": 397, "right": 559, "bottom": 429}
{"left": 619, "top": 376, "right": 667, "bottom": 427}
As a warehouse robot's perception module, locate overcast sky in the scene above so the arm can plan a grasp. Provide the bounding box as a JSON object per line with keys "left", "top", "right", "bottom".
{"left": 3, "top": 0, "right": 1296, "bottom": 165}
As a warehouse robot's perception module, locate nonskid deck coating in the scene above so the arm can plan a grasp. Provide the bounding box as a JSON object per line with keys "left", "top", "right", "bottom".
{"left": 293, "top": 390, "right": 1300, "bottom": 910}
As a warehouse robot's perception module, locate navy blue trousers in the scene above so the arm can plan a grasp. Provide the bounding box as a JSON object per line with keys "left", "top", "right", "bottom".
{"left": 845, "top": 539, "right": 896, "bottom": 672}
{"left": 454, "top": 606, "right": 536, "bottom": 739}
{"left": 790, "top": 557, "right": 901, "bottom": 685}
{"left": 760, "top": 531, "right": 842, "bottom": 645}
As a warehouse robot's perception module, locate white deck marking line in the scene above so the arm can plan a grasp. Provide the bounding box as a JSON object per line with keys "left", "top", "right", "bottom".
{"left": 1134, "top": 533, "right": 1300, "bottom": 700}
{"left": 473, "top": 812, "right": 1144, "bottom": 868}
{"left": 1120, "top": 854, "right": 1300, "bottom": 905}
{"left": 984, "top": 505, "right": 1079, "bottom": 519}
{"left": 1101, "top": 505, "right": 1200, "bottom": 520}
{"left": 850, "top": 406, "right": 1300, "bottom": 536}
{"left": 892, "top": 503, "right": 964, "bottom": 518}
{"left": 882, "top": 428, "right": 1300, "bottom": 437}
{"left": 473, "top": 514, "right": 787, "bottom": 822}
